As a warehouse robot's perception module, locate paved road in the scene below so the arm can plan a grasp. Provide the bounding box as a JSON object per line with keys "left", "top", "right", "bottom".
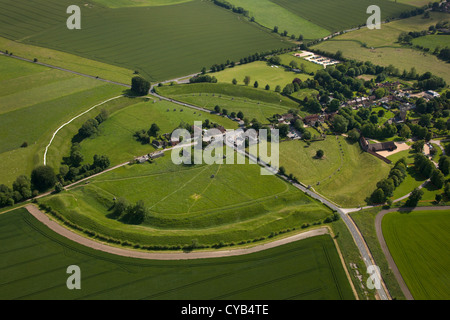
{"left": 375, "top": 206, "right": 450, "bottom": 300}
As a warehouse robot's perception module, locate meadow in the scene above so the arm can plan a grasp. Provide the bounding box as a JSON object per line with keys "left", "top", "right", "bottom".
{"left": 382, "top": 210, "right": 450, "bottom": 300}
{"left": 91, "top": 0, "right": 193, "bottom": 8}
{"left": 226, "top": 0, "right": 329, "bottom": 39}
{"left": 0, "top": 0, "right": 292, "bottom": 82}
{"left": 0, "top": 208, "right": 353, "bottom": 300}
{"left": 78, "top": 99, "right": 238, "bottom": 166}
{"left": 270, "top": 0, "right": 413, "bottom": 33}
{"left": 412, "top": 34, "right": 450, "bottom": 51}
{"left": 40, "top": 151, "right": 334, "bottom": 247}
{"left": 0, "top": 55, "right": 124, "bottom": 186}
{"left": 313, "top": 12, "right": 450, "bottom": 83}
{"left": 258, "top": 136, "right": 391, "bottom": 207}
{"left": 156, "top": 83, "right": 300, "bottom": 123}
{"left": 213, "top": 61, "right": 311, "bottom": 91}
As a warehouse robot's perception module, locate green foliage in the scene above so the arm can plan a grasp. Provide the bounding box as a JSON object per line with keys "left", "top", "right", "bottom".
{"left": 131, "top": 76, "right": 150, "bottom": 96}
{"left": 31, "top": 165, "right": 56, "bottom": 192}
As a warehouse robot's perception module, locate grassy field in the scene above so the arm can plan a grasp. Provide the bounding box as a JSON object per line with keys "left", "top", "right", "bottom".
{"left": 382, "top": 210, "right": 450, "bottom": 300}
{"left": 156, "top": 83, "right": 300, "bottom": 123}
{"left": 226, "top": 0, "right": 329, "bottom": 39}
{"left": 412, "top": 34, "right": 450, "bottom": 51}
{"left": 39, "top": 151, "right": 335, "bottom": 247}
{"left": 0, "top": 208, "right": 354, "bottom": 300}
{"left": 0, "top": 55, "right": 124, "bottom": 186}
{"left": 78, "top": 99, "right": 238, "bottom": 166}
{"left": 0, "top": 0, "right": 292, "bottom": 82}
{"left": 213, "top": 61, "right": 311, "bottom": 90}
{"left": 313, "top": 12, "right": 450, "bottom": 83}
{"left": 264, "top": 136, "right": 391, "bottom": 207}
{"left": 278, "top": 52, "right": 324, "bottom": 74}
{"left": 271, "top": 0, "right": 413, "bottom": 33}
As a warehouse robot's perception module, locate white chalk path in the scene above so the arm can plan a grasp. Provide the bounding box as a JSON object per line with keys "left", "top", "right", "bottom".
{"left": 43, "top": 95, "right": 124, "bottom": 165}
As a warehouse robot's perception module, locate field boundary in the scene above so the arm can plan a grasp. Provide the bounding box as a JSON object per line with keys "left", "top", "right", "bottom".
{"left": 25, "top": 204, "right": 330, "bottom": 261}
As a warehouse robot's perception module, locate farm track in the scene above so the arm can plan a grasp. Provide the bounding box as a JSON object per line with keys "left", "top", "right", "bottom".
{"left": 375, "top": 206, "right": 450, "bottom": 301}
{"left": 24, "top": 204, "right": 329, "bottom": 261}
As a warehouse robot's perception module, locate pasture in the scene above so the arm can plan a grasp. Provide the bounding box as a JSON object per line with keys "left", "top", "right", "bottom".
{"left": 314, "top": 12, "right": 450, "bottom": 83}
{"left": 156, "top": 83, "right": 300, "bottom": 123}
{"left": 382, "top": 210, "right": 450, "bottom": 300}
{"left": 91, "top": 0, "right": 193, "bottom": 8}
{"left": 0, "top": 0, "right": 292, "bottom": 82}
{"left": 39, "top": 152, "right": 335, "bottom": 247}
{"left": 226, "top": 0, "right": 329, "bottom": 39}
{"left": 0, "top": 208, "right": 353, "bottom": 300}
{"left": 213, "top": 61, "right": 311, "bottom": 91}
{"left": 412, "top": 35, "right": 450, "bottom": 52}
{"left": 270, "top": 0, "right": 413, "bottom": 33}
{"left": 0, "top": 55, "right": 124, "bottom": 186}
{"left": 264, "top": 136, "right": 391, "bottom": 207}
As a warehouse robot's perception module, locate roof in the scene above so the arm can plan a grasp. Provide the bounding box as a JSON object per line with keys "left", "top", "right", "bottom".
{"left": 368, "top": 141, "right": 397, "bottom": 152}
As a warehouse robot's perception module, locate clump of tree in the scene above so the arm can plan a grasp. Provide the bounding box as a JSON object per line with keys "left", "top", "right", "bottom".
{"left": 76, "top": 109, "right": 109, "bottom": 141}
{"left": 112, "top": 198, "right": 148, "bottom": 225}
{"left": 134, "top": 123, "right": 160, "bottom": 144}
{"left": 369, "top": 158, "right": 407, "bottom": 204}
{"left": 189, "top": 74, "right": 218, "bottom": 84}
{"left": 131, "top": 76, "right": 151, "bottom": 96}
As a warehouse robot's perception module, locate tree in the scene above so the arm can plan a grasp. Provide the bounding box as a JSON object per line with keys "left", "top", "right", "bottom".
{"left": 431, "top": 170, "right": 445, "bottom": 189}
{"left": 265, "top": 84, "right": 270, "bottom": 91}
{"left": 333, "top": 115, "right": 349, "bottom": 134}
{"left": 93, "top": 155, "right": 110, "bottom": 171}
{"left": 112, "top": 197, "right": 129, "bottom": 218}
{"left": 371, "top": 188, "right": 386, "bottom": 204}
{"left": 254, "top": 81, "right": 259, "bottom": 88}
{"left": 289, "top": 60, "right": 298, "bottom": 69}
{"left": 377, "top": 178, "right": 395, "bottom": 198}
{"left": 31, "top": 166, "right": 57, "bottom": 192}
{"left": 348, "top": 128, "right": 361, "bottom": 142}
{"left": 279, "top": 166, "right": 286, "bottom": 176}
{"left": 237, "top": 111, "right": 244, "bottom": 119}
{"left": 302, "top": 131, "right": 312, "bottom": 140}
{"left": 244, "top": 76, "right": 251, "bottom": 86}
{"left": 148, "top": 123, "right": 160, "bottom": 137}
{"left": 400, "top": 125, "right": 411, "bottom": 139}
{"left": 439, "top": 156, "right": 450, "bottom": 175}
{"left": 131, "top": 76, "right": 150, "bottom": 96}
{"left": 412, "top": 140, "right": 425, "bottom": 153}
{"left": 273, "top": 26, "right": 278, "bottom": 33}
{"left": 278, "top": 124, "right": 289, "bottom": 138}
{"left": 214, "top": 105, "right": 221, "bottom": 114}
{"left": 316, "top": 150, "right": 324, "bottom": 159}
{"left": 232, "top": 78, "right": 237, "bottom": 85}
{"left": 12, "top": 175, "right": 32, "bottom": 200}
{"left": 121, "top": 200, "right": 147, "bottom": 225}
{"left": 78, "top": 119, "right": 99, "bottom": 138}
{"left": 406, "top": 188, "right": 424, "bottom": 207}
{"left": 275, "top": 85, "right": 281, "bottom": 93}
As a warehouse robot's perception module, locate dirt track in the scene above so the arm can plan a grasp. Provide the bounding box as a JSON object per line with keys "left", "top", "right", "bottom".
{"left": 25, "top": 204, "right": 329, "bottom": 261}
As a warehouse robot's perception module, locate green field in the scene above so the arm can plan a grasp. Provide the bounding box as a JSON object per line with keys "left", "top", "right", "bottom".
{"left": 213, "top": 61, "right": 311, "bottom": 90}
{"left": 226, "top": 0, "right": 329, "bottom": 39}
{"left": 261, "top": 136, "right": 391, "bottom": 207}
{"left": 271, "top": 0, "right": 413, "bottom": 33}
{"left": 156, "top": 83, "right": 300, "bottom": 123}
{"left": 0, "top": 0, "right": 292, "bottom": 82}
{"left": 314, "top": 12, "right": 450, "bottom": 83}
{"left": 382, "top": 210, "right": 450, "bottom": 300}
{"left": 77, "top": 99, "right": 238, "bottom": 166}
{"left": 40, "top": 151, "right": 334, "bottom": 247}
{"left": 412, "top": 34, "right": 450, "bottom": 51}
{"left": 278, "top": 52, "right": 324, "bottom": 74}
{"left": 0, "top": 55, "right": 124, "bottom": 186}
{"left": 0, "top": 208, "right": 353, "bottom": 300}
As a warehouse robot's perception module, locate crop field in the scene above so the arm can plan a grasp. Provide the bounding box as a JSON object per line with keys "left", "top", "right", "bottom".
{"left": 0, "top": 55, "right": 124, "bottom": 186}
{"left": 156, "top": 83, "right": 300, "bottom": 123}
{"left": 259, "top": 136, "right": 391, "bottom": 207}
{"left": 78, "top": 99, "right": 238, "bottom": 166}
{"left": 270, "top": 0, "right": 413, "bottom": 33}
{"left": 39, "top": 150, "right": 335, "bottom": 247}
{"left": 0, "top": 208, "right": 353, "bottom": 300}
{"left": 91, "top": 0, "right": 193, "bottom": 8}
{"left": 226, "top": 0, "right": 329, "bottom": 39}
{"left": 0, "top": 0, "right": 292, "bottom": 82}
{"left": 382, "top": 210, "right": 450, "bottom": 300}
{"left": 314, "top": 12, "right": 450, "bottom": 83}
{"left": 213, "top": 61, "right": 311, "bottom": 91}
